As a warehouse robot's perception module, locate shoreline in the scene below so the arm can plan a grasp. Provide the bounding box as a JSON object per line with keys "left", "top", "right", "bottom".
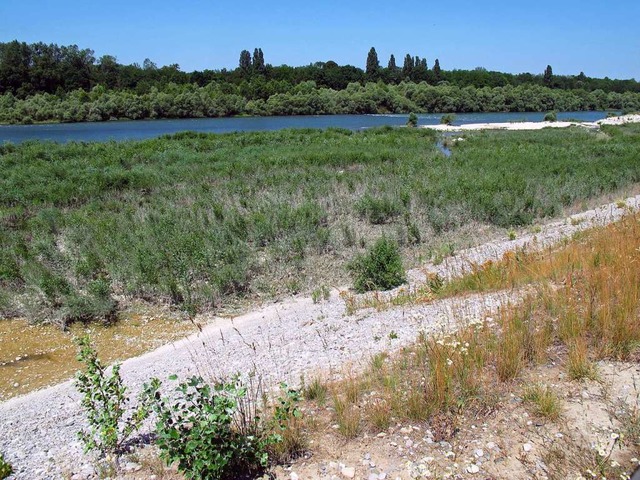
{"left": 424, "top": 113, "right": 640, "bottom": 132}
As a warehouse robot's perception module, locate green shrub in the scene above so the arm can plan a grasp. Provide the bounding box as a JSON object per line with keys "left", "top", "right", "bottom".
{"left": 348, "top": 237, "right": 406, "bottom": 293}
{"left": 0, "top": 453, "right": 12, "bottom": 480}
{"left": 440, "top": 113, "right": 455, "bottom": 125}
{"left": 407, "top": 112, "right": 418, "bottom": 128}
{"left": 75, "top": 336, "right": 152, "bottom": 456}
{"left": 145, "top": 375, "right": 284, "bottom": 480}
{"left": 544, "top": 111, "right": 557, "bottom": 122}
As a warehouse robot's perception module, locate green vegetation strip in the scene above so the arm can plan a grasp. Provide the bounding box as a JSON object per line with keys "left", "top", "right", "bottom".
{"left": 1, "top": 124, "right": 640, "bottom": 324}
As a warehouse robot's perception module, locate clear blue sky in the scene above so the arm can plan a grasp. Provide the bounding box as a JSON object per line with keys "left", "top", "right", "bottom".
{"left": 1, "top": 0, "right": 639, "bottom": 79}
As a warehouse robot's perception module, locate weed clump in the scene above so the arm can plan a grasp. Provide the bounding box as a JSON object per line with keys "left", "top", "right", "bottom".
{"left": 355, "top": 194, "right": 402, "bottom": 225}
{"left": 348, "top": 237, "right": 406, "bottom": 293}
{"left": 523, "top": 384, "right": 562, "bottom": 420}
{"left": 0, "top": 453, "right": 12, "bottom": 480}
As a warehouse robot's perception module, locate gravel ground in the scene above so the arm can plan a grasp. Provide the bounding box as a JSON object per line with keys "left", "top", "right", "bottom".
{"left": 1, "top": 195, "right": 638, "bottom": 479}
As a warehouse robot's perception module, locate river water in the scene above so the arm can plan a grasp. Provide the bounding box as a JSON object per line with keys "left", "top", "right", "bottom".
{"left": 0, "top": 111, "right": 615, "bottom": 144}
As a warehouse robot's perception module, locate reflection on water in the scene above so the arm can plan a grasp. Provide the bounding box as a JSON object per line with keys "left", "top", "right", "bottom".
{"left": 0, "top": 304, "right": 198, "bottom": 401}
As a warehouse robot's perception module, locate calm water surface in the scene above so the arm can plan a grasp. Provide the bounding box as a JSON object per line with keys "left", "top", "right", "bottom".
{"left": 0, "top": 111, "right": 615, "bottom": 144}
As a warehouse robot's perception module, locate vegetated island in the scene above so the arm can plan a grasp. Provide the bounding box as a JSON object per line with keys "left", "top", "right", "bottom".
{"left": 0, "top": 41, "right": 639, "bottom": 124}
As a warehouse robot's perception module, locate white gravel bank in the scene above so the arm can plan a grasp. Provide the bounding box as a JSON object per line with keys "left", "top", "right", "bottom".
{"left": 424, "top": 113, "right": 640, "bottom": 132}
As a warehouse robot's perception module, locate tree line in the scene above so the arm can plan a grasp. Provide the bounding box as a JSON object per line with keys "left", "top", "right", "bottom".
{"left": 0, "top": 40, "right": 638, "bottom": 123}
{"left": 2, "top": 82, "right": 638, "bottom": 124}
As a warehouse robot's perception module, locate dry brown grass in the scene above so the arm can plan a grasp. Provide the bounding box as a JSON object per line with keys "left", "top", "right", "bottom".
{"left": 317, "top": 214, "right": 640, "bottom": 445}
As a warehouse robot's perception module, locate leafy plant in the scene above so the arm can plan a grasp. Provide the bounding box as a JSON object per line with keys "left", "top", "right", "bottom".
{"left": 144, "top": 375, "right": 282, "bottom": 480}
{"left": 0, "top": 453, "right": 12, "bottom": 480}
{"left": 348, "top": 237, "right": 406, "bottom": 293}
{"left": 269, "top": 383, "right": 306, "bottom": 462}
{"left": 75, "top": 335, "right": 152, "bottom": 456}
{"left": 544, "top": 111, "right": 558, "bottom": 122}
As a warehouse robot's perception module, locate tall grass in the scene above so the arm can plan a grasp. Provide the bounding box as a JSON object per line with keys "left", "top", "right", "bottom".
{"left": 2, "top": 124, "right": 640, "bottom": 324}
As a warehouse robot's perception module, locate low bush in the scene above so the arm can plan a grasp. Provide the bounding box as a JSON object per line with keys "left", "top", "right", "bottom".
{"left": 406, "top": 112, "right": 418, "bottom": 128}
{"left": 544, "top": 111, "right": 558, "bottom": 122}
{"left": 144, "top": 375, "right": 302, "bottom": 480}
{"left": 440, "top": 113, "right": 455, "bottom": 125}
{"left": 348, "top": 237, "right": 406, "bottom": 293}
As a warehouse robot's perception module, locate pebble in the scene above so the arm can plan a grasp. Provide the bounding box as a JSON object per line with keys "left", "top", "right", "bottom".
{"left": 341, "top": 466, "right": 356, "bottom": 478}
{"left": 290, "top": 473, "right": 299, "bottom": 480}
{"left": 123, "top": 461, "right": 141, "bottom": 472}
{"left": 523, "top": 443, "right": 533, "bottom": 453}
{"left": 467, "top": 464, "right": 480, "bottom": 474}
{"left": 475, "top": 449, "right": 484, "bottom": 457}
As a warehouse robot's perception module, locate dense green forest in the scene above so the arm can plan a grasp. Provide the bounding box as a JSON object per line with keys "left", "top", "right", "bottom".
{"left": 1, "top": 40, "right": 639, "bottom": 123}
{"left": 2, "top": 124, "right": 640, "bottom": 324}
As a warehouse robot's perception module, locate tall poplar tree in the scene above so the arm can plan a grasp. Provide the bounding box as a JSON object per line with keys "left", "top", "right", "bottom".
{"left": 544, "top": 65, "right": 553, "bottom": 87}
{"left": 387, "top": 54, "right": 397, "bottom": 70}
{"left": 402, "top": 54, "right": 414, "bottom": 79}
{"left": 239, "top": 50, "right": 251, "bottom": 72}
{"left": 366, "top": 47, "right": 379, "bottom": 79}
{"left": 252, "top": 48, "right": 265, "bottom": 72}
{"left": 433, "top": 58, "right": 442, "bottom": 82}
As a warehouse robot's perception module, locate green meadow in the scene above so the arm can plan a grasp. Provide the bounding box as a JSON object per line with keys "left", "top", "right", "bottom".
{"left": 1, "top": 124, "right": 639, "bottom": 325}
